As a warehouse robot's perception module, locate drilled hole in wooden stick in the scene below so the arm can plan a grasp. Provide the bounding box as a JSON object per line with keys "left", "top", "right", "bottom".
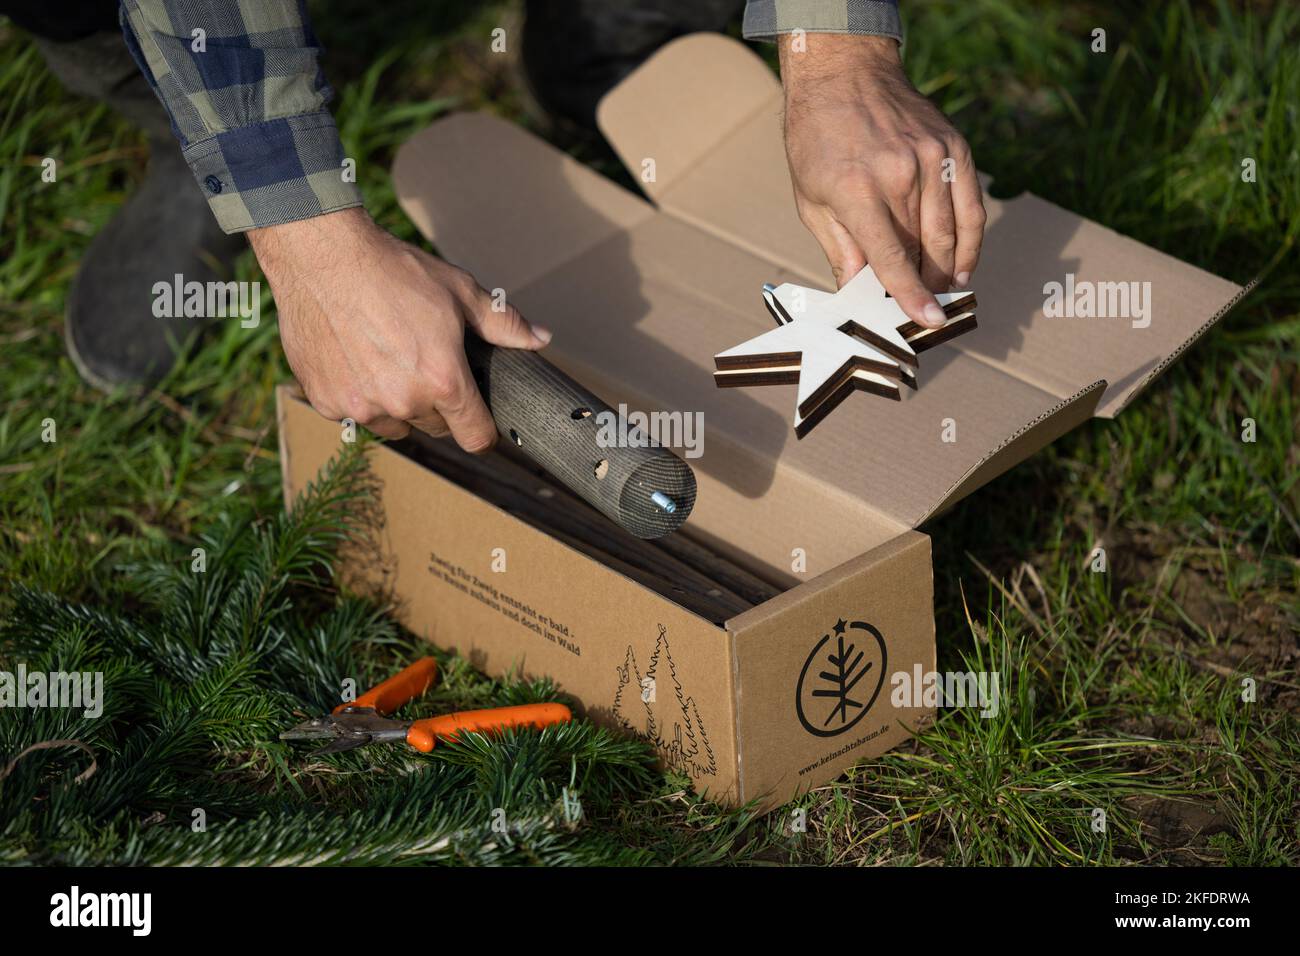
{"left": 509, "top": 429, "right": 522, "bottom": 447}
{"left": 594, "top": 459, "right": 609, "bottom": 480}
{"left": 571, "top": 407, "right": 592, "bottom": 419}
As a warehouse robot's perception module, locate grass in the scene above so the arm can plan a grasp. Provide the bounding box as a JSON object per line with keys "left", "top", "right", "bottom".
{"left": 1, "top": 0, "right": 1296, "bottom": 865}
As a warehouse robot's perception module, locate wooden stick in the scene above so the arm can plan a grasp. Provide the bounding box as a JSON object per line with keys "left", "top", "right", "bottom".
{"left": 490, "top": 442, "right": 781, "bottom": 604}
{"left": 398, "top": 432, "right": 764, "bottom": 621}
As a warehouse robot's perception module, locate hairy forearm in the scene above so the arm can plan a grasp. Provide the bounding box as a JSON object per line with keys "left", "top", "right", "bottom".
{"left": 778, "top": 32, "right": 903, "bottom": 102}
{"left": 249, "top": 207, "right": 546, "bottom": 453}
{"left": 776, "top": 28, "right": 985, "bottom": 312}
{"left": 247, "top": 207, "right": 377, "bottom": 285}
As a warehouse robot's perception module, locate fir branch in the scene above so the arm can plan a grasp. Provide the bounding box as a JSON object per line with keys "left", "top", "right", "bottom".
{"left": 0, "top": 441, "right": 693, "bottom": 867}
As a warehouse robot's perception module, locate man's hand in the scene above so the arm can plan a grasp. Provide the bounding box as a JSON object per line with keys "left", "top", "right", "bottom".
{"left": 779, "top": 33, "right": 986, "bottom": 328}
{"left": 249, "top": 208, "right": 550, "bottom": 452}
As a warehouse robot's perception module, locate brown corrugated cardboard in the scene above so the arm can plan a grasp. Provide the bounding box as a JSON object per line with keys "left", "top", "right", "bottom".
{"left": 725, "top": 530, "right": 935, "bottom": 804}
{"left": 595, "top": 34, "right": 1248, "bottom": 419}
{"left": 392, "top": 34, "right": 1243, "bottom": 578}
{"left": 278, "top": 385, "right": 937, "bottom": 807}
{"left": 277, "top": 34, "right": 1246, "bottom": 810}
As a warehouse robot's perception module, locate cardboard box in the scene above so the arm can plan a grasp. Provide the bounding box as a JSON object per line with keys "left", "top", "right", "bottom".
{"left": 277, "top": 35, "right": 1247, "bottom": 810}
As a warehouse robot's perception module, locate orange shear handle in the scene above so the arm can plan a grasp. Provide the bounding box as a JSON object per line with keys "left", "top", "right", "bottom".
{"left": 405, "top": 703, "right": 572, "bottom": 753}
{"left": 334, "top": 657, "right": 438, "bottom": 715}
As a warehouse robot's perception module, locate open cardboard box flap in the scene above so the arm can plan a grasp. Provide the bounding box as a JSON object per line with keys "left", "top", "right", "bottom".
{"left": 393, "top": 34, "right": 1245, "bottom": 581}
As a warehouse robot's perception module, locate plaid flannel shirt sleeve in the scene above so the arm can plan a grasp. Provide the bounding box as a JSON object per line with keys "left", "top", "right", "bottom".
{"left": 742, "top": 0, "right": 902, "bottom": 41}
{"left": 119, "top": 0, "right": 363, "bottom": 234}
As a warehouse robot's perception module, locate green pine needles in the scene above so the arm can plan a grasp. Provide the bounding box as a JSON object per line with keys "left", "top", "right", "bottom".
{"left": 0, "top": 441, "right": 679, "bottom": 866}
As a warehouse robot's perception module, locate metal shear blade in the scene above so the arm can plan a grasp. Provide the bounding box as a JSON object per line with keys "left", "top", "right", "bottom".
{"left": 280, "top": 707, "right": 409, "bottom": 756}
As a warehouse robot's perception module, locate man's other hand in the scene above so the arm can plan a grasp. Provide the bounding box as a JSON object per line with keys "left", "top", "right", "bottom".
{"left": 779, "top": 33, "right": 986, "bottom": 329}
{"left": 249, "top": 208, "right": 551, "bottom": 452}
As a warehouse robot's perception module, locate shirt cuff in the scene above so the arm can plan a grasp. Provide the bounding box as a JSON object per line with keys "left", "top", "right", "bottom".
{"left": 742, "top": 1, "right": 903, "bottom": 42}
{"left": 182, "top": 111, "right": 364, "bottom": 234}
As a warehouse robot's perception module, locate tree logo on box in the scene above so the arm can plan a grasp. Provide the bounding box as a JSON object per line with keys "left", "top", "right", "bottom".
{"left": 795, "top": 619, "right": 887, "bottom": 737}
{"left": 612, "top": 624, "right": 716, "bottom": 777}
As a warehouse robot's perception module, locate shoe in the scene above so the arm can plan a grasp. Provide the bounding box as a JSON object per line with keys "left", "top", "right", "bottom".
{"left": 64, "top": 141, "right": 244, "bottom": 389}
{"left": 37, "top": 31, "right": 244, "bottom": 389}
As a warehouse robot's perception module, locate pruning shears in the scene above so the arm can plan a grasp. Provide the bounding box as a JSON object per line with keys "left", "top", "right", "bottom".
{"left": 280, "top": 657, "right": 572, "bottom": 755}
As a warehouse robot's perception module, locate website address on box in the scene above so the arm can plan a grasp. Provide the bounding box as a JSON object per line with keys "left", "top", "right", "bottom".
{"left": 797, "top": 723, "right": 889, "bottom": 776}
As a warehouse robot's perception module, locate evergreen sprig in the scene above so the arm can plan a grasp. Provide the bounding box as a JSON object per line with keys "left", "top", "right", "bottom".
{"left": 0, "top": 441, "right": 672, "bottom": 866}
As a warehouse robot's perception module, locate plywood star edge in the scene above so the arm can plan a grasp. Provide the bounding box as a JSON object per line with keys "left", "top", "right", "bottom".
{"left": 713, "top": 266, "right": 978, "bottom": 438}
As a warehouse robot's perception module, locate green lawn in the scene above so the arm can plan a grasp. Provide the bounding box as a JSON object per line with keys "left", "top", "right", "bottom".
{"left": 1, "top": 0, "right": 1296, "bottom": 865}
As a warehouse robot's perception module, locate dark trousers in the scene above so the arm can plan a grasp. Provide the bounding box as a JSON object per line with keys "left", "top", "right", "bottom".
{"left": 522, "top": 0, "right": 741, "bottom": 128}
{"left": 1, "top": 0, "right": 117, "bottom": 41}
{"left": 2, "top": 0, "right": 743, "bottom": 132}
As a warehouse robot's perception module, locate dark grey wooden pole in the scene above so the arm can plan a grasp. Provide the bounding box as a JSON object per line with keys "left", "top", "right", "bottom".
{"left": 463, "top": 335, "right": 696, "bottom": 539}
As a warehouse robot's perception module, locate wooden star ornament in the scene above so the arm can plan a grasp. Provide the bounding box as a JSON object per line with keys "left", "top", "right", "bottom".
{"left": 714, "top": 265, "right": 977, "bottom": 437}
